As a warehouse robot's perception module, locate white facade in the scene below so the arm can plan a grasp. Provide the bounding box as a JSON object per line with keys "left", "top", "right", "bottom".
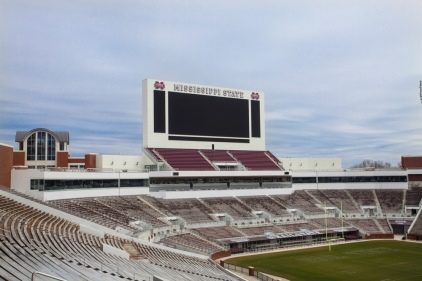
{"left": 96, "top": 154, "right": 154, "bottom": 171}
{"left": 280, "top": 157, "right": 342, "bottom": 171}
{"left": 10, "top": 167, "right": 410, "bottom": 201}
{"left": 148, "top": 170, "right": 287, "bottom": 178}
{"left": 292, "top": 169, "right": 408, "bottom": 191}
{"left": 11, "top": 169, "right": 150, "bottom": 201}
{"left": 143, "top": 79, "right": 266, "bottom": 150}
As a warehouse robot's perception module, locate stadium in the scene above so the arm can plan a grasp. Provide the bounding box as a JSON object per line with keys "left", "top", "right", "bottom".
{"left": 1, "top": 79, "right": 422, "bottom": 281}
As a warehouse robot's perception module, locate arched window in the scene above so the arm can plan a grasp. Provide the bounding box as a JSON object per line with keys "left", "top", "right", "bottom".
{"left": 26, "top": 131, "right": 57, "bottom": 161}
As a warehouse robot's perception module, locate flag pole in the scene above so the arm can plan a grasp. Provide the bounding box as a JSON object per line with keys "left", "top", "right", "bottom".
{"left": 341, "top": 201, "right": 344, "bottom": 240}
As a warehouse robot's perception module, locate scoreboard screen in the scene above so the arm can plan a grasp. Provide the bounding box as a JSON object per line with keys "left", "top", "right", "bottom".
{"left": 168, "top": 92, "right": 249, "bottom": 139}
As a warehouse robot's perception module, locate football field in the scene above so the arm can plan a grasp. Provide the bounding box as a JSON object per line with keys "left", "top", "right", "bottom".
{"left": 225, "top": 240, "right": 422, "bottom": 281}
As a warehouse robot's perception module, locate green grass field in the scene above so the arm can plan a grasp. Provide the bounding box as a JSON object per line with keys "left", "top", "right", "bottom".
{"left": 225, "top": 241, "right": 422, "bottom": 281}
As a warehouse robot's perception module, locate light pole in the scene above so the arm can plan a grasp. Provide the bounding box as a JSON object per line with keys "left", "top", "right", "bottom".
{"left": 118, "top": 169, "right": 121, "bottom": 197}
{"left": 419, "top": 80, "right": 422, "bottom": 103}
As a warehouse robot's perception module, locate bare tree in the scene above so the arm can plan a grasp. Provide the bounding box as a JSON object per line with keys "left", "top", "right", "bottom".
{"left": 350, "top": 159, "right": 393, "bottom": 169}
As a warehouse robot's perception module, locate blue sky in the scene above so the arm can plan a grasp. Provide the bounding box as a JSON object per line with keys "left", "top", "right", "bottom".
{"left": 1, "top": 0, "right": 421, "bottom": 167}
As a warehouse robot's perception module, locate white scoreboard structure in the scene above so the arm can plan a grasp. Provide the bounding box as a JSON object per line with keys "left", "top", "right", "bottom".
{"left": 143, "top": 79, "right": 266, "bottom": 151}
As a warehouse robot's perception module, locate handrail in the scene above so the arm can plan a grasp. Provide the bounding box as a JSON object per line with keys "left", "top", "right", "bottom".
{"left": 31, "top": 271, "right": 67, "bottom": 281}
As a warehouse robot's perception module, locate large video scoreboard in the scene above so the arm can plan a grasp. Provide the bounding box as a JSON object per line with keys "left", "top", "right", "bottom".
{"left": 143, "top": 79, "right": 266, "bottom": 150}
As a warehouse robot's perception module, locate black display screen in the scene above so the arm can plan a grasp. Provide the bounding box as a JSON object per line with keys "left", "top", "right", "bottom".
{"left": 168, "top": 92, "right": 249, "bottom": 138}
{"left": 154, "top": 90, "right": 166, "bottom": 133}
{"left": 251, "top": 100, "right": 261, "bottom": 137}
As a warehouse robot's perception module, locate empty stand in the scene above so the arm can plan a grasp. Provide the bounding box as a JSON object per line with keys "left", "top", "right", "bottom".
{"left": 147, "top": 148, "right": 282, "bottom": 171}
{"left": 405, "top": 187, "right": 422, "bottom": 206}
{"left": 192, "top": 226, "right": 245, "bottom": 241}
{"left": 271, "top": 191, "right": 324, "bottom": 215}
{"left": 140, "top": 197, "right": 214, "bottom": 224}
{"left": 96, "top": 196, "right": 168, "bottom": 227}
{"left": 346, "top": 218, "right": 391, "bottom": 234}
{"left": 375, "top": 190, "right": 404, "bottom": 214}
{"left": 409, "top": 211, "right": 422, "bottom": 235}
{"left": 237, "top": 225, "right": 284, "bottom": 236}
{"left": 309, "top": 190, "right": 361, "bottom": 213}
{"left": 153, "top": 148, "right": 215, "bottom": 171}
{"left": 229, "top": 150, "right": 281, "bottom": 170}
{"left": 159, "top": 233, "right": 226, "bottom": 255}
{"left": 309, "top": 218, "right": 349, "bottom": 229}
{"left": 202, "top": 197, "right": 254, "bottom": 219}
{"left": 237, "top": 196, "right": 290, "bottom": 217}
{"left": 348, "top": 190, "right": 377, "bottom": 206}
{"left": 0, "top": 195, "right": 241, "bottom": 281}
{"left": 200, "top": 150, "right": 236, "bottom": 163}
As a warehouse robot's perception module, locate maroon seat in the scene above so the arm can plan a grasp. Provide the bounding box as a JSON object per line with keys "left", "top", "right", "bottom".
{"left": 200, "top": 150, "right": 236, "bottom": 162}
{"left": 230, "top": 150, "right": 281, "bottom": 170}
{"left": 154, "top": 148, "right": 215, "bottom": 171}
{"left": 147, "top": 147, "right": 282, "bottom": 171}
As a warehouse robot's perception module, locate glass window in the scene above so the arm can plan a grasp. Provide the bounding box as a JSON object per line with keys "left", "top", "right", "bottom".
{"left": 37, "top": 131, "right": 46, "bottom": 160}
{"left": 47, "top": 134, "right": 56, "bottom": 160}
{"left": 120, "top": 179, "right": 149, "bottom": 187}
{"left": 27, "top": 133, "right": 36, "bottom": 161}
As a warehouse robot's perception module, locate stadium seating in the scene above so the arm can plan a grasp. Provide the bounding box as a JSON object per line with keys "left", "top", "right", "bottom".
{"left": 237, "top": 196, "right": 291, "bottom": 217}
{"left": 192, "top": 226, "right": 246, "bottom": 241}
{"left": 140, "top": 197, "right": 215, "bottom": 224}
{"left": 309, "top": 218, "right": 349, "bottom": 229}
{"left": 49, "top": 199, "right": 137, "bottom": 232}
{"left": 346, "top": 218, "right": 392, "bottom": 234}
{"left": 2, "top": 184, "right": 419, "bottom": 281}
{"left": 153, "top": 148, "right": 215, "bottom": 171}
{"left": 0, "top": 195, "right": 241, "bottom": 281}
{"left": 348, "top": 190, "right": 377, "bottom": 206}
{"left": 271, "top": 191, "right": 325, "bottom": 215}
{"left": 159, "top": 233, "right": 226, "bottom": 255}
{"left": 229, "top": 150, "right": 281, "bottom": 170}
{"left": 375, "top": 190, "right": 404, "bottom": 214}
{"left": 96, "top": 196, "right": 168, "bottom": 227}
{"left": 405, "top": 187, "right": 422, "bottom": 206}
{"left": 409, "top": 213, "right": 422, "bottom": 235}
{"left": 201, "top": 197, "right": 254, "bottom": 219}
{"left": 276, "top": 222, "right": 318, "bottom": 232}
{"left": 308, "top": 190, "right": 361, "bottom": 213}
{"left": 146, "top": 148, "right": 282, "bottom": 171}
{"left": 200, "top": 150, "right": 237, "bottom": 162}
{"left": 237, "top": 225, "right": 284, "bottom": 236}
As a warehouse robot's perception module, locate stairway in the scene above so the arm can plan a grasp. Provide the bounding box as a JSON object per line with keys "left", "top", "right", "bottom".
{"left": 122, "top": 242, "right": 142, "bottom": 260}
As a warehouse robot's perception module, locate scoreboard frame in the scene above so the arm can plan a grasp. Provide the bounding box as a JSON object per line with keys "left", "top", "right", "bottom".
{"left": 142, "top": 79, "right": 266, "bottom": 151}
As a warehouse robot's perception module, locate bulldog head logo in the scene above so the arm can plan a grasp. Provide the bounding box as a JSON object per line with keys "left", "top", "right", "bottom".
{"left": 251, "top": 92, "right": 260, "bottom": 100}
{"left": 154, "top": 81, "right": 165, "bottom": 90}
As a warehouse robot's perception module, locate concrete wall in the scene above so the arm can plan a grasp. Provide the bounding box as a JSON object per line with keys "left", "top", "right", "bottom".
{"left": 280, "top": 157, "right": 342, "bottom": 171}
{"left": 96, "top": 154, "right": 153, "bottom": 171}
